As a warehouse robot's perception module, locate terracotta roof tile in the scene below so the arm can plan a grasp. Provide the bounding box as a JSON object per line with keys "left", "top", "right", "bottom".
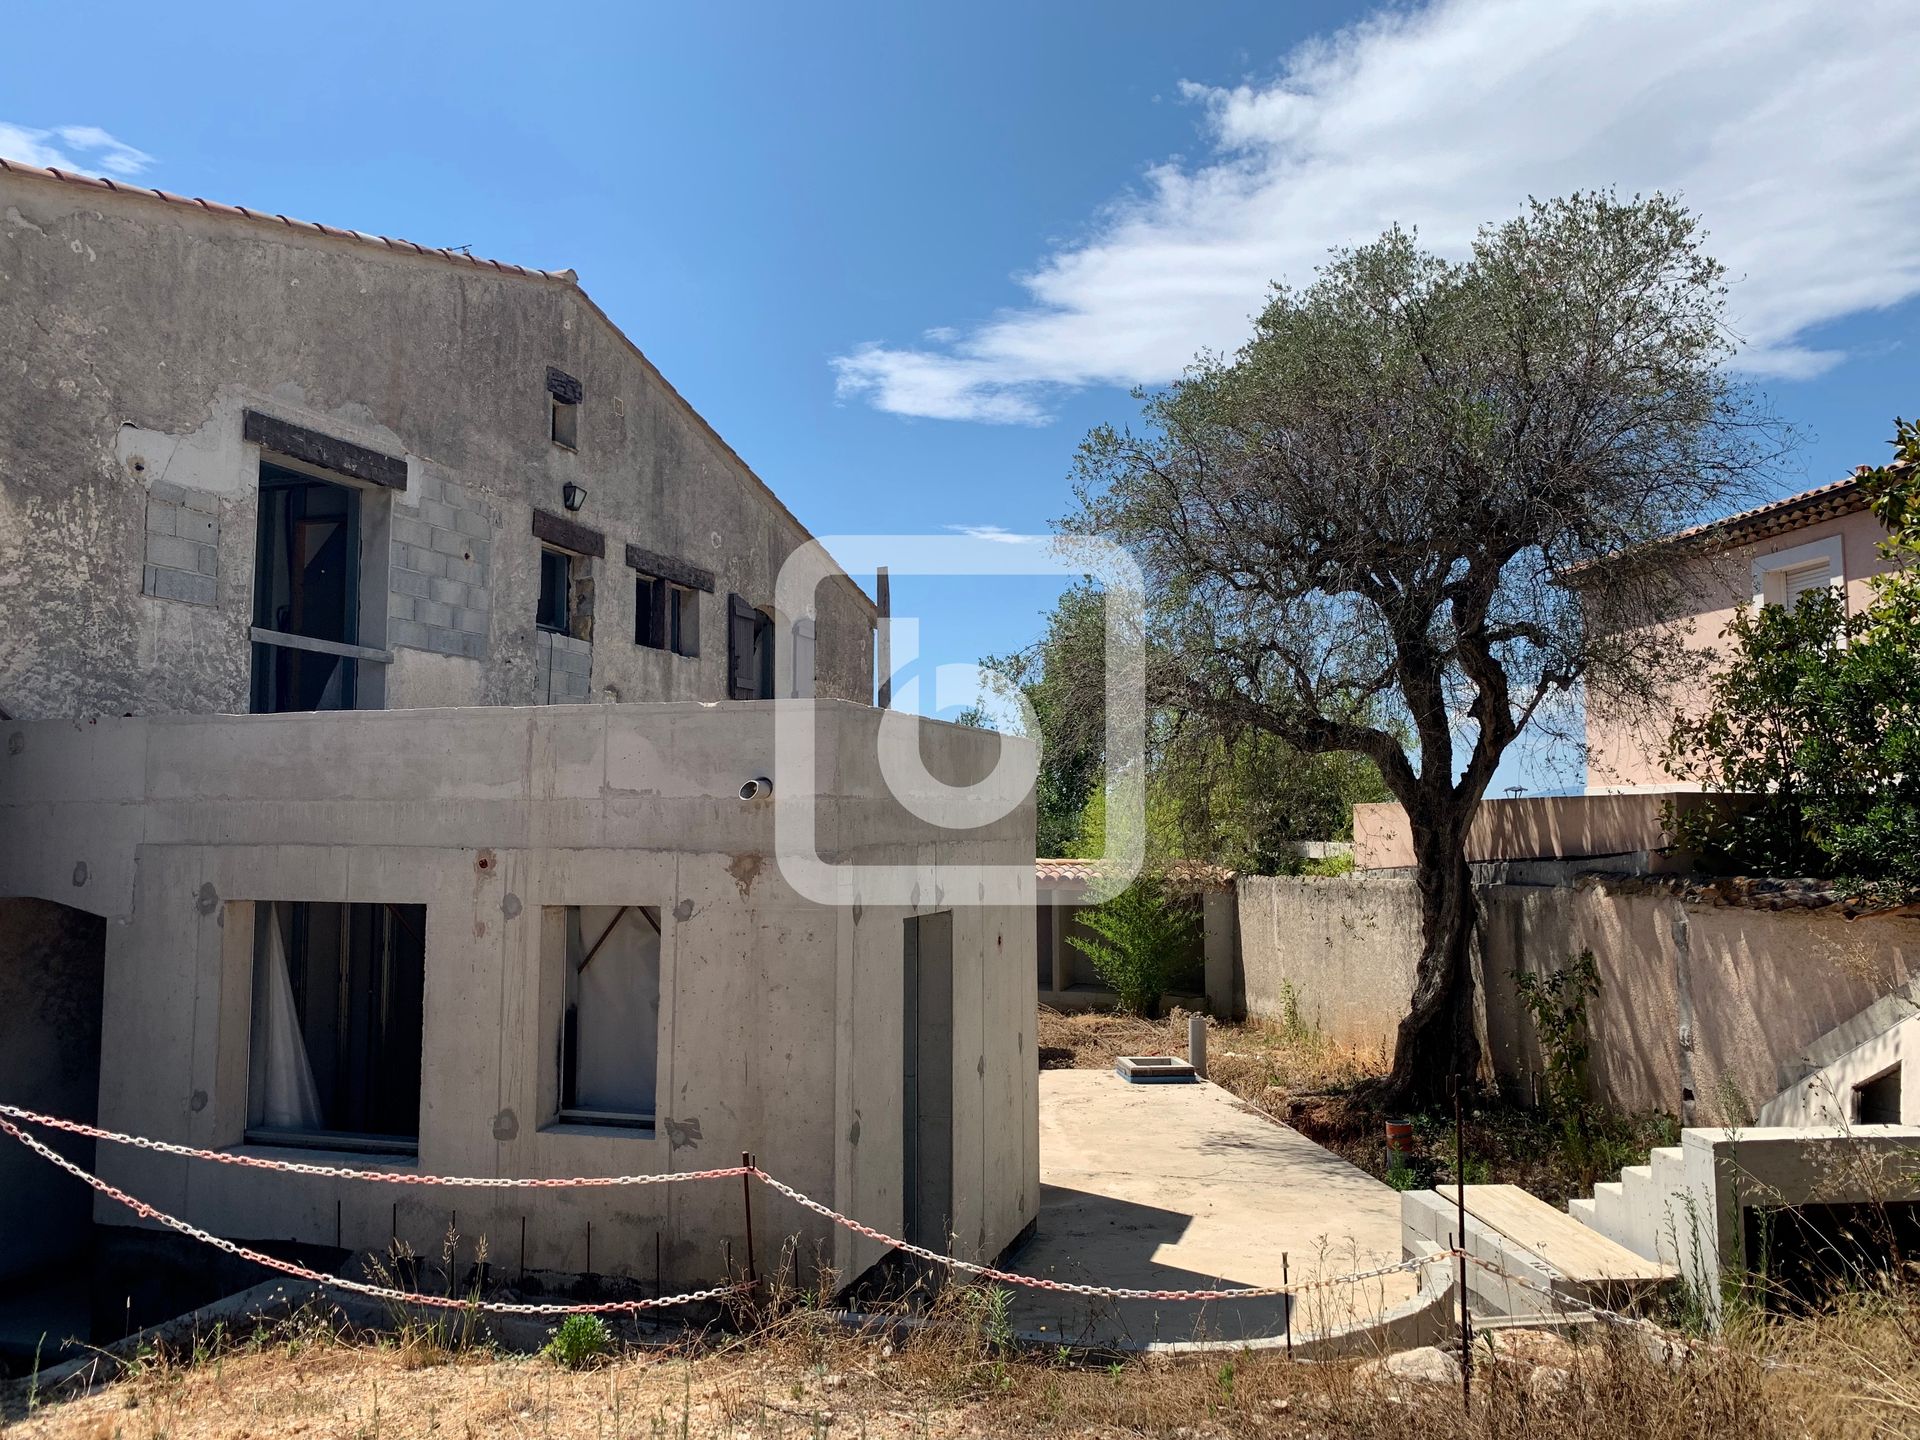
{"left": 0, "top": 156, "right": 573, "bottom": 282}
{"left": 1667, "top": 474, "right": 1873, "bottom": 551}
{"left": 1036, "top": 858, "right": 1235, "bottom": 891}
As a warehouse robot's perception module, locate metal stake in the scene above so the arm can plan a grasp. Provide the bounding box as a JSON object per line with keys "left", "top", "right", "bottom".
{"left": 741, "top": 1152, "right": 759, "bottom": 1291}
{"left": 1282, "top": 1252, "right": 1292, "bottom": 1359}
{"left": 1455, "top": 1089, "right": 1472, "bottom": 1409}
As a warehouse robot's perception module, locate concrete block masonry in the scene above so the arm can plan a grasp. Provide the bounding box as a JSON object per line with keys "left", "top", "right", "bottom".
{"left": 536, "top": 630, "right": 592, "bottom": 702}
{"left": 390, "top": 468, "right": 494, "bottom": 659}
{"left": 143, "top": 488, "right": 222, "bottom": 607}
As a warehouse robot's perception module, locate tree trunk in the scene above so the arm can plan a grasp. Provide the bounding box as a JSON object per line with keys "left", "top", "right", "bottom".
{"left": 1378, "top": 818, "right": 1482, "bottom": 1110}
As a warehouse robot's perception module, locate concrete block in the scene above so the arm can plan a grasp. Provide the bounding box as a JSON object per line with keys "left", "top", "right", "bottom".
{"left": 429, "top": 529, "right": 471, "bottom": 558}
{"left": 416, "top": 599, "right": 455, "bottom": 630}
{"left": 439, "top": 481, "right": 467, "bottom": 509}
{"left": 148, "top": 479, "right": 192, "bottom": 507}
{"left": 455, "top": 629, "right": 487, "bottom": 660}
{"left": 144, "top": 501, "right": 178, "bottom": 537}
{"left": 425, "top": 628, "right": 465, "bottom": 657}
{"left": 454, "top": 508, "right": 492, "bottom": 540}
{"left": 391, "top": 515, "right": 432, "bottom": 550}
{"left": 421, "top": 499, "right": 458, "bottom": 532}
{"left": 144, "top": 533, "right": 203, "bottom": 573}
{"left": 193, "top": 542, "right": 219, "bottom": 576}
{"left": 388, "top": 618, "right": 430, "bottom": 651}
{"left": 428, "top": 577, "right": 467, "bottom": 607}
{"left": 179, "top": 487, "right": 221, "bottom": 515}
{"left": 454, "top": 607, "right": 489, "bottom": 636}
{"left": 465, "top": 538, "right": 491, "bottom": 571}
{"left": 390, "top": 567, "right": 432, "bottom": 599}
{"left": 465, "top": 586, "right": 491, "bottom": 612}
{"left": 176, "top": 511, "right": 220, "bottom": 545}
{"left": 387, "top": 595, "right": 416, "bottom": 623}
{"left": 143, "top": 565, "right": 218, "bottom": 607}
{"left": 409, "top": 470, "right": 441, "bottom": 502}
{"left": 397, "top": 544, "right": 446, "bottom": 577}
{"left": 445, "top": 557, "right": 486, "bottom": 586}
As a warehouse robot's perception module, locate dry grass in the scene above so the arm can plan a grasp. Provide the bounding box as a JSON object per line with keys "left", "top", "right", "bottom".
{"left": 7, "top": 1284, "right": 1919, "bottom": 1439}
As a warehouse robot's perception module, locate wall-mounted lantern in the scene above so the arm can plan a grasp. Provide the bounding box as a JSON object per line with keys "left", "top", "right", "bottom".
{"left": 561, "top": 480, "right": 588, "bottom": 513}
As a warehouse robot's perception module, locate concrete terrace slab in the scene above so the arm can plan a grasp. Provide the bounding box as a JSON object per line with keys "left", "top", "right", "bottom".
{"left": 1005, "top": 1070, "right": 1417, "bottom": 1348}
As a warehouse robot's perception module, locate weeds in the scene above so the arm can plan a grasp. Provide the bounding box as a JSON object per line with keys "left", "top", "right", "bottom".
{"left": 545, "top": 1314, "right": 613, "bottom": 1370}
{"left": 364, "top": 1223, "right": 492, "bottom": 1366}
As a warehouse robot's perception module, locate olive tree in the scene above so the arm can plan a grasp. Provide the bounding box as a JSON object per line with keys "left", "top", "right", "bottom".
{"left": 1065, "top": 193, "right": 1782, "bottom": 1106}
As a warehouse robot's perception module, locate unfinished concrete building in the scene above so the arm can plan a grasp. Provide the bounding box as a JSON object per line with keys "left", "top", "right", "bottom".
{"left": 0, "top": 159, "right": 1038, "bottom": 1350}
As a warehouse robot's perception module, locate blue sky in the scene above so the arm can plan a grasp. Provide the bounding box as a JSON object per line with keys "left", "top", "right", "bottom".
{"left": 5, "top": 0, "right": 1918, "bottom": 791}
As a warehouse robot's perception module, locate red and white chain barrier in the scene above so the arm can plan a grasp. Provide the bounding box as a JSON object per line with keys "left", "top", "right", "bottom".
{"left": 748, "top": 1165, "right": 1442, "bottom": 1302}
{"left": 1, "top": 1103, "right": 1448, "bottom": 1312}
{"left": 0, "top": 1113, "right": 740, "bottom": 1316}
{"left": 0, "top": 1102, "right": 749, "bottom": 1188}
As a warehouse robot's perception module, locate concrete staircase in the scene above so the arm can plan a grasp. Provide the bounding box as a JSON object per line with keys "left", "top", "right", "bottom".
{"left": 1567, "top": 1146, "right": 1691, "bottom": 1269}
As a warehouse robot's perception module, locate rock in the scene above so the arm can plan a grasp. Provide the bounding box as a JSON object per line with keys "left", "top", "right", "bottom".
{"left": 1528, "top": 1364, "right": 1572, "bottom": 1400}
{"left": 1355, "top": 1346, "right": 1463, "bottom": 1388}
{"left": 1482, "top": 1327, "right": 1577, "bottom": 1368}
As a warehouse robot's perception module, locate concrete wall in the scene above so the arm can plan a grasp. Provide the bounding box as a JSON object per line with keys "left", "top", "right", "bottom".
{"left": 1351, "top": 793, "right": 1714, "bottom": 870}
{"left": 0, "top": 167, "right": 873, "bottom": 723}
{"left": 1237, "top": 875, "right": 1920, "bottom": 1124}
{"left": 1586, "top": 507, "right": 1896, "bottom": 791}
{"left": 0, "top": 898, "right": 106, "bottom": 1283}
{"left": 0, "top": 701, "right": 1039, "bottom": 1291}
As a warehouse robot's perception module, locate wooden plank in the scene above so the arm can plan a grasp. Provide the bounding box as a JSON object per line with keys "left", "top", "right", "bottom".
{"left": 1440, "top": 1184, "right": 1677, "bottom": 1283}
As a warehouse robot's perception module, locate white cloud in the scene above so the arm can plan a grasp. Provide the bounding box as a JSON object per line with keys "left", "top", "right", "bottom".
{"left": 0, "top": 122, "right": 153, "bottom": 177}
{"left": 944, "top": 523, "right": 1037, "bottom": 544}
{"left": 834, "top": 0, "right": 1920, "bottom": 423}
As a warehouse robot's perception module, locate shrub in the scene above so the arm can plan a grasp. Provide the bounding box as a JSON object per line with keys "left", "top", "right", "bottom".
{"left": 543, "top": 1313, "right": 611, "bottom": 1369}
{"left": 1513, "top": 950, "right": 1600, "bottom": 1124}
{"left": 1067, "top": 877, "right": 1200, "bottom": 1016}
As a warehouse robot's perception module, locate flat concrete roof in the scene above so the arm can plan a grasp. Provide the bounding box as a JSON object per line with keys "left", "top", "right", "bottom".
{"left": 1006, "top": 1070, "right": 1416, "bottom": 1347}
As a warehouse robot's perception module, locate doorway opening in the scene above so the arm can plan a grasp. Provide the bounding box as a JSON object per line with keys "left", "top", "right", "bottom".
{"left": 250, "top": 463, "right": 362, "bottom": 712}
{"left": 902, "top": 912, "right": 954, "bottom": 1257}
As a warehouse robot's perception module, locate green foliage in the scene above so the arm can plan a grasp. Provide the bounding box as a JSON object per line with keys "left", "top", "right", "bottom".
{"left": 1066, "top": 877, "right": 1201, "bottom": 1016}
{"left": 979, "top": 581, "right": 1389, "bottom": 866}
{"left": 1666, "top": 420, "right": 1920, "bottom": 902}
{"left": 1512, "top": 951, "right": 1600, "bottom": 1122}
{"left": 1270, "top": 850, "right": 1355, "bottom": 878}
{"left": 1058, "top": 191, "right": 1780, "bottom": 1102}
{"left": 543, "top": 1313, "right": 612, "bottom": 1369}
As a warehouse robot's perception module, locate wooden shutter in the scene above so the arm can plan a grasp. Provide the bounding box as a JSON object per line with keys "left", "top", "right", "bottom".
{"left": 637, "top": 576, "right": 668, "bottom": 648}
{"left": 727, "top": 593, "right": 758, "bottom": 699}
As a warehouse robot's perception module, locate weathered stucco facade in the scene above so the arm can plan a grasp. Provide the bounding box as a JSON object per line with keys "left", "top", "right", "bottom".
{"left": 0, "top": 162, "right": 1037, "bottom": 1323}
{"left": 0, "top": 162, "right": 873, "bottom": 722}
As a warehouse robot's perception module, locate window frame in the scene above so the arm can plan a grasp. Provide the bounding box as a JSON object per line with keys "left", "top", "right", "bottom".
{"left": 537, "top": 546, "right": 573, "bottom": 634}
{"left": 552, "top": 904, "right": 663, "bottom": 1132}
{"left": 1752, "top": 534, "right": 1844, "bottom": 612}
{"left": 635, "top": 573, "right": 699, "bottom": 656}
{"left": 243, "top": 899, "right": 426, "bottom": 1156}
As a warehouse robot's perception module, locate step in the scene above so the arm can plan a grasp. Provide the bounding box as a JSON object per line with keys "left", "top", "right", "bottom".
{"left": 1440, "top": 1185, "right": 1677, "bottom": 1289}
{"left": 1567, "top": 1195, "right": 1596, "bottom": 1226}
{"left": 1586, "top": 1181, "right": 1633, "bottom": 1250}
{"left": 1617, "top": 1165, "right": 1659, "bottom": 1259}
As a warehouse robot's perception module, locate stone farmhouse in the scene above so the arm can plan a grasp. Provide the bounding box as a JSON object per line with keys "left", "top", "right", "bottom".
{"left": 0, "top": 158, "right": 1038, "bottom": 1336}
